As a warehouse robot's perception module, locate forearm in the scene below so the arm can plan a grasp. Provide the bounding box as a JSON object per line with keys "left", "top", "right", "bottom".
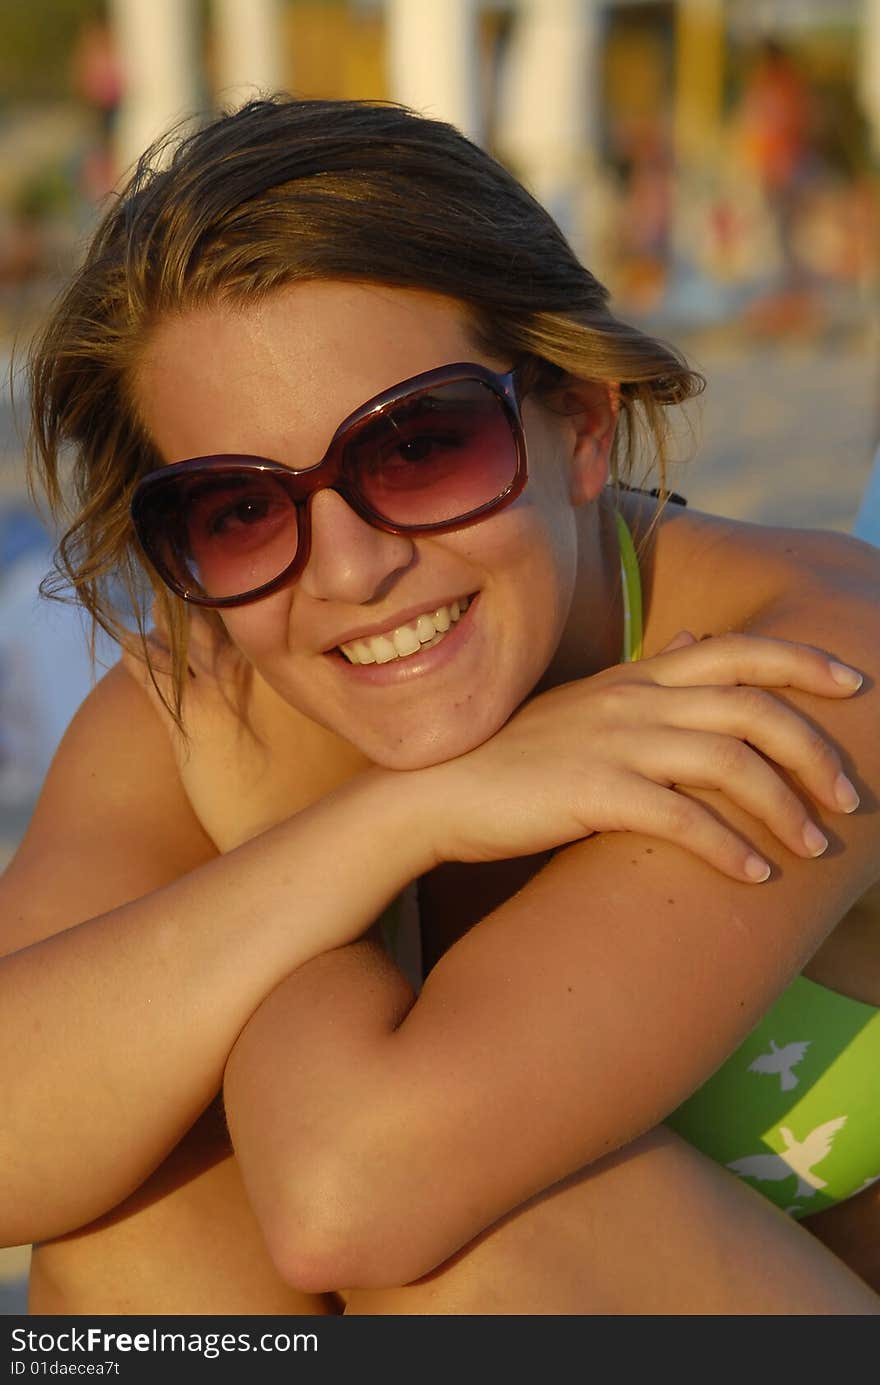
{"left": 224, "top": 937, "right": 418, "bottom": 1288}
{"left": 1, "top": 770, "right": 431, "bottom": 1246}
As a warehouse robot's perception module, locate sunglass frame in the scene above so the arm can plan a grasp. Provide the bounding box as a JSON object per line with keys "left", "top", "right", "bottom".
{"left": 130, "top": 361, "right": 529, "bottom": 608}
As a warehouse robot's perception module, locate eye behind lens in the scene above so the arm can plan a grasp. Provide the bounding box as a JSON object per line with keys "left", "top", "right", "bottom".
{"left": 350, "top": 382, "right": 521, "bottom": 528}
{"left": 134, "top": 470, "right": 300, "bottom": 604}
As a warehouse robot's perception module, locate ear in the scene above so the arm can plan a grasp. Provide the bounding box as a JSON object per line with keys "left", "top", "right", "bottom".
{"left": 563, "top": 381, "right": 620, "bottom": 506}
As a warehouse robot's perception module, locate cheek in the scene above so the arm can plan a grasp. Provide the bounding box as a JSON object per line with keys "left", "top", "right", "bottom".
{"left": 459, "top": 487, "right": 579, "bottom": 610}
{"left": 511, "top": 418, "right": 581, "bottom": 581}
{"left": 219, "top": 595, "right": 294, "bottom": 664}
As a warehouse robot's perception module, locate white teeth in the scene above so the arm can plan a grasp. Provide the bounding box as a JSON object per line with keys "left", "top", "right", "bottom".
{"left": 372, "top": 635, "right": 396, "bottom": 664}
{"left": 393, "top": 625, "right": 421, "bottom": 656}
{"left": 338, "top": 598, "right": 472, "bottom": 666}
{"left": 352, "top": 639, "right": 375, "bottom": 664}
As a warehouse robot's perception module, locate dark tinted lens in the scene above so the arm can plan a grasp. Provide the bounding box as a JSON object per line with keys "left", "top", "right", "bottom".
{"left": 138, "top": 470, "right": 298, "bottom": 600}
{"left": 346, "top": 380, "right": 519, "bottom": 526}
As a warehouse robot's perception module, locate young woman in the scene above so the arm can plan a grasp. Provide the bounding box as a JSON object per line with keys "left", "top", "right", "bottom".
{"left": 3, "top": 97, "right": 879, "bottom": 1315}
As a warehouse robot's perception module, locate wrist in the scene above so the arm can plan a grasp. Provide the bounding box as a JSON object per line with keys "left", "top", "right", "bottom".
{"left": 351, "top": 764, "right": 445, "bottom": 879}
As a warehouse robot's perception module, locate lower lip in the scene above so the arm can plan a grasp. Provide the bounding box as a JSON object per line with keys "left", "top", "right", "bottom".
{"left": 330, "top": 596, "right": 479, "bottom": 685}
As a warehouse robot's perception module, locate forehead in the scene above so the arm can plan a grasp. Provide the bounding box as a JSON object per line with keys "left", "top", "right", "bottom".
{"left": 134, "top": 281, "right": 485, "bottom": 464}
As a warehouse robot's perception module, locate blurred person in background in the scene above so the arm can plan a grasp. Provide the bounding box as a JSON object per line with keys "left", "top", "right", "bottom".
{"left": 69, "top": 12, "right": 124, "bottom": 205}
{"left": 606, "top": 113, "right": 673, "bottom": 312}
{"left": 734, "top": 38, "right": 820, "bottom": 309}
{"left": 1, "top": 97, "right": 878, "bottom": 1315}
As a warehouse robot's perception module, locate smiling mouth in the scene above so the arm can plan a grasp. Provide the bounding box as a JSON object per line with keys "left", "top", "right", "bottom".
{"left": 337, "top": 597, "right": 472, "bottom": 666}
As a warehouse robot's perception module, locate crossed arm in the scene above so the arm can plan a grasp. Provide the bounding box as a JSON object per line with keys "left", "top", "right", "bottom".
{"left": 223, "top": 586, "right": 880, "bottom": 1290}
{"left": 1, "top": 576, "right": 877, "bottom": 1286}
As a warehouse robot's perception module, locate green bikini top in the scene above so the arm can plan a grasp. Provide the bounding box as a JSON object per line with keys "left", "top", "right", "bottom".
{"left": 615, "top": 489, "right": 689, "bottom": 662}
{"left": 616, "top": 510, "right": 643, "bottom": 664}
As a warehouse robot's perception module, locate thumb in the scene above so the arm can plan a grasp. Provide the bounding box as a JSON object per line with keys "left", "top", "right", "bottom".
{"left": 658, "top": 629, "right": 698, "bottom": 654}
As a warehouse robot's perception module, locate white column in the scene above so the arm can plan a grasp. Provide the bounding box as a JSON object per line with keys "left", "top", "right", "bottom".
{"left": 212, "top": 0, "right": 284, "bottom": 110}
{"left": 108, "top": 0, "right": 200, "bottom": 178}
{"left": 495, "top": 0, "right": 600, "bottom": 254}
{"left": 385, "top": 0, "right": 482, "bottom": 143}
{"left": 859, "top": 0, "right": 880, "bottom": 157}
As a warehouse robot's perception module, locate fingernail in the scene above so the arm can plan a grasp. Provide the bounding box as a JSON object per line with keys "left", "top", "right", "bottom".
{"left": 802, "top": 822, "right": 829, "bottom": 856}
{"left": 744, "top": 853, "right": 771, "bottom": 882}
{"left": 834, "top": 773, "right": 860, "bottom": 813}
{"left": 829, "top": 662, "right": 863, "bottom": 690}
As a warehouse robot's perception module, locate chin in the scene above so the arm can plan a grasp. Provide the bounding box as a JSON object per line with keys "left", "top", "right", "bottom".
{"left": 352, "top": 705, "right": 512, "bottom": 773}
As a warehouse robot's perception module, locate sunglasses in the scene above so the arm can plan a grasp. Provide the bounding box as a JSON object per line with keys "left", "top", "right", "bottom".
{"left": 130, "top": 361, "right": 529, "bottom": 608}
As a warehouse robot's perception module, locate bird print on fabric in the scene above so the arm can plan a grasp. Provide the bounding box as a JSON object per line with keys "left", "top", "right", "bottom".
{"left": 728, "top": 1117, "right": 847, "bottom": 1200}
{"left": 747, "top": 1039, "right": 811, "bottom": 1091}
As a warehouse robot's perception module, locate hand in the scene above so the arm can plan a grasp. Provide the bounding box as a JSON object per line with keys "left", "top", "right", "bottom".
{"left": 424, "top": 632, "right": 863, "bottom": 882}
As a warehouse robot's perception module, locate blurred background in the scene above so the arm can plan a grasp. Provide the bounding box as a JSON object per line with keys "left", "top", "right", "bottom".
{"left": 1, "top": 0, "right": 879, "bottom": 1312}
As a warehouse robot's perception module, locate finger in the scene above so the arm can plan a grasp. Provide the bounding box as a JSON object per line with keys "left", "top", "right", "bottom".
{"left": 657, "top": 630, "right": 698, "bottom": 654}
{"left": 608, "top": 777, "right": 772, "bottom": 883}
{"left": 647, "top": 631, "right": 863, "bottom": 697}
{"left": 653, "top": 685, "right": 859, "bottom": 817}
{"left": 643, "top": 727, "right": 831, "bottom": 861}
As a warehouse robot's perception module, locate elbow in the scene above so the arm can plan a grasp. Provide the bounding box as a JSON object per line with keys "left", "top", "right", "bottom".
{"left": 261, "top": 1160, "right": 440, "bottom": 1293}
{"left": 261, "top": 1173, "right": 366, "bottom": 1294}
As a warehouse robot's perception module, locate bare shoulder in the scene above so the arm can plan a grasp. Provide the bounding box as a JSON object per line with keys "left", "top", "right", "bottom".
{"left": 641, "top": 502, "right": 880, "bottom": 654}
{"left": 123, "top": 625, "right": 367, "bottom": 852}
{"left": 0, "top": 660, "right": 217, "bottom": 956}
{"left": 711, "top": 513, "right": 880, "bottom": 603}
{"left": 653, "top": 508, "right": 879, "bottom": 726}
{"left": 740, "top": 521, "right": 880, "bottom": 683}
{"left": 643, "top": 504, "right": 879, "bottom": 872}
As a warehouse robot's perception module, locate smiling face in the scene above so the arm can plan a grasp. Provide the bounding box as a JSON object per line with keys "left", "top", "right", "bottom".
{"left": 134, "top": 281, "right": 615, "bottom": 768}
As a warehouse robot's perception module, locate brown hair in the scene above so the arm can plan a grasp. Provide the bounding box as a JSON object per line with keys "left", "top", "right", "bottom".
{"left": 27, "top": 95, "right": 702, "bottom": 725}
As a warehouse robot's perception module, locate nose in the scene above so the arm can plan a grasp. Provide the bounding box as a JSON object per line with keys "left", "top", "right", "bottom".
{"left": 297, "top": 488, "right": 415, "bottom": 604}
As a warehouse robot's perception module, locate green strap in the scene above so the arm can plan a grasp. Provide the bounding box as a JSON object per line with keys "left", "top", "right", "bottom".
{"left": 615, "top": 510, "right": 643, "bottom": 663}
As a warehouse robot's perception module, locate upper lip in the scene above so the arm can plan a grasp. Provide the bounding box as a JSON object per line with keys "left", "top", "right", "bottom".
{"left": 324, "top": 593, "right": 475, "bottom": 652}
